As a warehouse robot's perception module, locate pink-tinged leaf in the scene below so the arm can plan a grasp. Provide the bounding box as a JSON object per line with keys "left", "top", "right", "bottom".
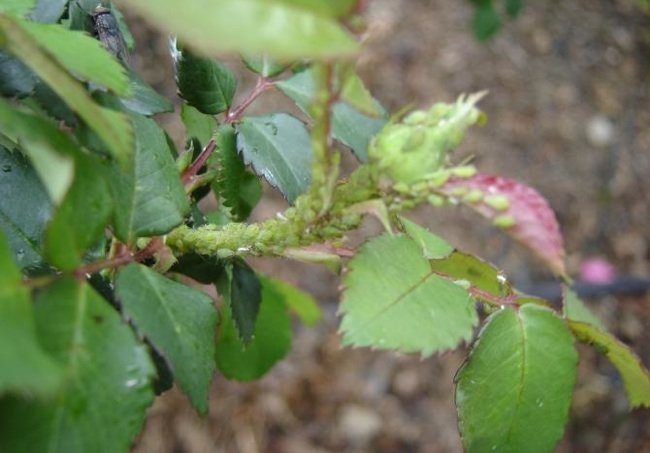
{"left": 439, "top": 173, "right": 566, "bottom": 276}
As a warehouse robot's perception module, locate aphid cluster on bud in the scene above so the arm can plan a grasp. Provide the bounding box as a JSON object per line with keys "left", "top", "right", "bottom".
{"left": 368, "top": 93, "right": 485, "bottom": 186}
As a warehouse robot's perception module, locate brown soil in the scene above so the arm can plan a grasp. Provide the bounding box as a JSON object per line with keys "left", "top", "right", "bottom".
{"left": 131, "top": 1, "right": 650, "bottom": 451}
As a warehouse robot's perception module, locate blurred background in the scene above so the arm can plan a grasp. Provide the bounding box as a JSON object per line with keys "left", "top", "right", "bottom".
{"left": 129, "top": 1, "right": 650, "bottom": 451}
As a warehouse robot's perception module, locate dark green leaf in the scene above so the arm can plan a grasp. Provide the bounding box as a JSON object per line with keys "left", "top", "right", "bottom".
{"left": 0, "top": 50, "right": 35, "bottom": 98}
{"left": 0, "top": 230, "right": 62, "bottom": 396}
{"left": 109, "top": 114, "right": 189, "bottom": 243}
{"left": 471, "top": 1, "right": 501, "bottom": 41}
{"left": 0, "top": 146, "right": 51, "bottom": 269}
{"left": 213, "top": 125, "right": 262, "bottom": 222}
{"left": 170, "top": 253, "right": 225, "bottom": 284}
{"left": 570, "top": 321, "right": 650, "bottom": 408}
{"left": 181, "top": 103, "right": 216, "bottom": 146}
{"left": 44, "top": 153, "right": 112, "bottom": 271}
{"left": 236, "top": 113, "right": 312, "bottom": 203}
{"left": 505, "top": 0, "right": 523, "bottom": 17}
{"left": 114, "top": 0, "right": 359, "bottom": 59}
{"left": 174, "top": 44, "right": 236, "bottom": 115}
{"left": 216, "top": 274, "right": 292, "bottom": 381}
{"left": 400, "top": 216, "right": 454, "bottom": 259}
{"left": 32, "top": 80, "right": 77, "bottom": 125}
{"left": 116, "top": 264, "right": 218, "bottom": 413}
{"left": 260, "top": 275, "right": 320, "bottom": 326}
{"left": 110, "top": 4, "right": 135, "bottom": 50}
{"left": 340, "top": 234, "right": 478, "bottom": 356}
{"left": 0, "top": 278, "right": 155, "bottom": 453}
{"left": 30, "top": 0, "right": 67, "bottom": 23}
{"left": 218, "top": 259, "right": 262, "bottom": 344}
{"left": 563, "top": 286, "right": 605, "bottom": 330}
{"left": 120, "top": 69, "right": 173, "bottom": 115}
{"left": 456, "top": 305, "right": 577, "bottom": 453}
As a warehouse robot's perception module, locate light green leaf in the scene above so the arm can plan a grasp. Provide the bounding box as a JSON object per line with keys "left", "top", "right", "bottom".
{"left": 400, "top": 216, "right": 454, "bottom": 259}
{"left": 18, "top": 19, "right": 130, "bottom": 96}
{"left": 0, "top": 0, "right": 36, "bottom": 17}
{"left": 277, "top": 69, "right": 386, "bottom": 162}
{"left": 340, "top": 234, "right": 478, "bottom": 356}
{"left": 236, "top": 113, "right": 312, "bottom": 203}
{"left": 115, "top": 0, "right": 358, "bottom": 60}
{"left": 174, "top": 43, "right": 236, "bottom": 115}
{"left": 0, "top": 14, "right": 133, "bottom": 166}
{"left": 271, "top": 0, "right": 357, "bottom": 17}
{"left": 430, "top": 250, "right": 511, "bottom": 297}
{"left": 213, "top": 125, "right": 262, "bottom": 222}
{"left": 0, "top": 230, "right": 62, "bottom": 396}
{"left": 116, "top": 264, "right": 218, "bottom": 413}
{"left": 259, "top": 275, "right": 320, "bottom": 326}
{"left": 216, "top": 274, "right": 292, "bottom": 381}
{"left": 181, "top": 103, "right": 217, "bottom": 146}
{"left": 570, "top": 321, "right": 650, "bottom": 408}
{"left": 0, "top": 146, "right": 51, "bottom": 269}
{"left": 0, "top": 278, "right": 155, "bottom": 453}
{"left": 0, "top": 98, "right": 75, "bottom": 205}
{"left": 44, "top": 153, "right": 112, "bottom": 271}
{"left": 242, "top": 54, "right": 288, "bottom": 78}
{"left": 456, "top": 305, "right": 577, "bottom": 453}
{"left": 339, "top": 64, "right": 383, "bottom": 117}
{"left": 109, "top": 114, "right": 189, "bottom": 243}
{"left": 563, "top": 286, "right": 605, "bottom": 330}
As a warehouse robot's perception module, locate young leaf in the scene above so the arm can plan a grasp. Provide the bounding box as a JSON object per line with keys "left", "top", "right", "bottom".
{"left": 0, "top": 278, "right": 155, "bottom": 453}
{"left": 456, "top": 305, "right": 578, "bottom": 453}
{"left": 471, "top": 0, "right": 501, "bottom": 41}
{"left": 18, "top": 20, "right": 130, "bottom": 96}
{"left": 114, "top": 0, "right": 359, "bottom": 59}
{"left": 44, "top": 153, "right": 113, "bottom": 271}
{"left": 259, "top": 275, "right": 321, "bottom": 326}
{"left": 430, "top": 251, "right": 511, "bottom": 297}
{"left": 340, "top": 234, "right": 478, "bottom": 356}
{"left": 438, "top": 173, "right": 567, "bottom": 276}
{"left": 0, "top": 146, "right": 52, "bottom": 269}
{"left": 116, "top": 264, "right": 218, "bottom": 414}
{"left": 216, "top": 275, "right": 292, "bottom": 381}
{"left": 0, "top": 230, "right": 62, "bottom": 396}
{"left": 217, "top": 259, "right": 262, "bottom": 344}
{"left": 181, "top": 103, "right": 217, "bottom": 146}
{"left": 236, "top": 113, "right": 312, "bottom": 203}
{"left": 339, "top": 64, "right": 383, "bottom": 117}
{"left": 0, "top": 98, "right": 75, "bottom": 204}
{"left": 0, "top": 14, "right": 133, "bottom": 166}
{"left": 569, "top": 321, "right": 650, "bottom": 408}
{"left": 399, "top": 216, "right": 454, "bottom": 259}
{"left": 276, "top": 69, "right": 387, "bottom": 162}
{"left": 213, "top": 125, "right": 262, "bottom": 222}
{"left": 108, "top": 114, "right": 189, "bottom": 243}
{"left": 242, "top": 54, "right": 288, "bottom": 78}
{"left": 173, "top": 43, "right": 236, "bottom": 115}
{"left": 563, "top": 286, "right": 605, "bottom": 331}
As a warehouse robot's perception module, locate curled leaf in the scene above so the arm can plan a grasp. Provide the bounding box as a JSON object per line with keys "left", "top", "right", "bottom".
{"left": 439, "top": 173, "right": 566, "bottom": 276}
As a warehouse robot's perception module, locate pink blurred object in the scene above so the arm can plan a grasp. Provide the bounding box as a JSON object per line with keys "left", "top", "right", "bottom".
{"left": 579, "top": 257, "right": 617, "bottom": 284}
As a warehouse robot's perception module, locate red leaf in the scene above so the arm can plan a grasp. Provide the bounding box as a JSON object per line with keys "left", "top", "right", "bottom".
{"left": 439, "top": 173, "right": 566, "bottom": 276}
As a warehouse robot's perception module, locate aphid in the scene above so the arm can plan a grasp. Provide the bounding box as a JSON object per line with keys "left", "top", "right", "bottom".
{"left": 90, "top": 4, "right": 129, "bottom": 65}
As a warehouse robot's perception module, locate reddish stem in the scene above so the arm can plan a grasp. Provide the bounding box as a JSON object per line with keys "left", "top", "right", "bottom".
{"left": 74, "top": 237, "right": 164, "bottom": 278}
{"left": 225, "top": 77, "right": 274, "bottom": 124}
{"left": 181, "top": 138, "right": 216, "bottom": 184}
